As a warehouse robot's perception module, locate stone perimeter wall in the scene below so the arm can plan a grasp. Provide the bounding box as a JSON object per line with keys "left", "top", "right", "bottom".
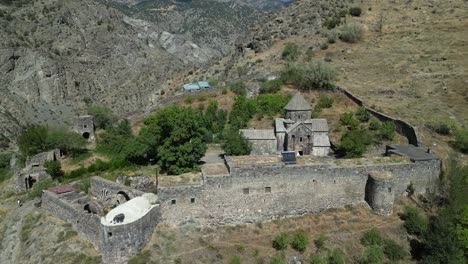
{"left": 101, "top": 205, "right": 161, "bottom": 264}
{"left": 158, "top": 158, "right": 441, "bottom": 226}
{"left": 89, "top": 176, "right": 144, "bottom": 201}
{"left": 41, "top": 191, "right": 101, "bottom": 249}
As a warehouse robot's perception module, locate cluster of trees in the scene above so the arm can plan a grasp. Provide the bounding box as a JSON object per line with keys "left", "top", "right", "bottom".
{"left": 426, "top": 117, "right": 468, "bottom": 153}
{"left": 281, "top": 62, "right": 337, "bottom": 91}
{"left": 0, "top": 152, "right": 11, "bottom": 182}
{"left": 401, "top": 160, "right": 467, "bottom": 263}
{"left": 17, "top": 125, "right": 86, "bottom": 157}
{"left": 337, "top": 107, "right": 396, "bottom": 158}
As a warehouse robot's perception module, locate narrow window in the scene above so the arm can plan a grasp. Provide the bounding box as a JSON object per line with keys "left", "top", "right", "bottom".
{"left": 300, "top": 137, "right": 303, "bottom": 142}
{"left": 243, "top": 188, "right": 249, "bottom": 195}
{"left": 190, "top": 198, "right": 195, "bottom": 203}
{"left": 265, "top": 187, "right": 271, "bottom": 193}
{"left": 171, "top": 199, "right": 176, "bottom": 205}
{"left": 84, "top": 124, "right": 87, "bottom": 128}
{"left": 108, "top": 232, "right": 112, "bottom": 237}
{"left": 388, "top": 188, "right": 392, "bottom": 193}
{"left": 334, "top": 180, "right": 336, "bottom": 184}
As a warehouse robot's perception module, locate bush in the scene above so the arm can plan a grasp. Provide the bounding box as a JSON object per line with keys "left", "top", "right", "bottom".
{"left": 28, "top": 178, "right": 56, "bottom": 199}
{"left": 222, "top": 86, "right": 228, "bottom": 94}
{"left": 260, "top": 79, "right": 282, "bottom": 94}
{"left": 349, "top": 7, "right": 362, "bottom": 17}
{"left": 306, "top": 47, "right": 315, "bottom": 61}
{"left": 229, "top": 256, "right": 241, "bottom": 264}
{"left": 402, "top": 206, "right": 428, "bottom": 236}
{"left": 323, "top": 17, "right": 341, "bottom": 29}
{"left": 454, "top": 127, "right": 468, "bottom": 153}
{"left": 356, "top": 107, "right": 370, "bottom": 122}
{"left": 363, "top": 245, "right": 384, "bottom": 264}
{"left": 255, "top": 94, "right": 290, "bottom": 116}
{"left": 269, "top": 256, "right": 285, "bottom": 264}
{"left": 282, "top": 43, "right": 301, "bottom": 61}
{"left": 185, "top": 94, "right": 194, "bottom": 104}
{"left": 426, "top": 117, "right": 458, "bottom": 135}
{"left": 272, "top": 233, "right": 289, "bottom": 250}
{"left": 230, "top": 81, "right": 247, "bottom": 96}
{"left": 378, "top": 121, "right": 396, "bottom": 141}
{"left": 128, "top": 250, "right": 152, "bottom": 264}
{"left": 383, "top": 239, "right": 406, "bottom": 261}
{"left": 314, "top": 235, "right": 327, "bottom": 250}
{"left": 337, "top": 129, "right": 373, "bottom": 158}
{"left": 339, "top": 112, "right": 359, "bottom": 129}
{"left": 340, "top": 24, "right": 364, "bottom": 43}
{"left": 291, "top": 231, "right": 309, "bottom": 252}
{"left": 208, "top": 79, "right": 218, "bottom": 87}
{"left": 361, "top": 228, "right": 383, "bottom": 246}
{"left": 311, "top": 255, "right": 326, "bottom": 264}
{"left": 369, "top": 119, "right": 380, "bottom": 131}
{"left": 44, "top": 160, "right": 64, "bottom": 179}
{"left": 314, "top": 95, "right": 334, "bottom": 112}
{"left": 326, "top": 30, "right": 339, "bottom": 44}
{"left": 328, "top": 248, "right": 345, "bottom": 264}
{"left": 88, "top": 105, "right": 117, "bottom": 129}
{"left": 281, "top": 62, "right": 337, "bottom": 90}
{"left": 221, "top": 128, "right": 252, "bottom": 156}
{"left": 320, "top": 42, "right": 329, "bottom": 50}
{"left": 66, "top": 166, "right": 87, "bottom": 179}
{"left": 80, "top": 178, "right": 91, "bottom": 193}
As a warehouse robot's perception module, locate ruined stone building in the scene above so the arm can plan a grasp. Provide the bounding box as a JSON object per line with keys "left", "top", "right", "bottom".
{"left": 241, "top": 93, "right": 330, "bottom": 156}
{"left": 73, "top": 115, "right": 96, "bottom": 142}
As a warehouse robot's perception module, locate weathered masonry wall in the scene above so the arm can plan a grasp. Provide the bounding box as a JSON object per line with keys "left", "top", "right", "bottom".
{"left": 101, "top": 205, "right": 160, "bottom": 264}
{"left": 336, "top": 87, "right": 420, "bottom": 146}
{"left": 89, "top": 176, "right": 144, "bottom": 200}
{"left": 158, "top": 159, "right": 440, "bottom": 226}
{"left": 42, "top": 191, "right": 101, "bottom": 249}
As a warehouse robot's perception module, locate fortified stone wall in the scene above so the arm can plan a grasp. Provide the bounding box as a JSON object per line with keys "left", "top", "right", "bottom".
{"left": 89, "top": 176, "right": 144, "bottom": 202}
{"left": 100, "top": 205, "right": 160, "bottom": 264}
{"left": 41, "top": 191, "right": 101, "bottom": 249}
{"left": 336, "top": 87, "right": 420, "bottom": 146}
{"left": 158, "top": 158, "right": 440, "bottom": 226}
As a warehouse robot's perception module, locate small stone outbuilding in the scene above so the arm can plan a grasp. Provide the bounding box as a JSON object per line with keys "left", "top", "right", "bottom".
{"left": 239, "top": 129, "right": 277, "bottom": 155}
{"left": 73, "top": 115, "right": 96, "bottom": 142}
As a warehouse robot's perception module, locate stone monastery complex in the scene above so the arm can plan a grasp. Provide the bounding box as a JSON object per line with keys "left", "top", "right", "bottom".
{"left": 15, "top": 92, "right": 441, "bottom": 263}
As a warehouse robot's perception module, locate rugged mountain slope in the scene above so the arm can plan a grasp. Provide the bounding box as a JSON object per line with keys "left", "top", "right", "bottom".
{"left": 0, "top": 0, "right": 263, "bottom": 149}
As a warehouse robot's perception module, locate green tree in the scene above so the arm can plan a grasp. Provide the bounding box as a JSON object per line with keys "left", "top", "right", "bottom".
{"left": 88, "top": 105, "right": 117, "bottom": 129}
{"left": 340, "top": 112, "right": 359, "bottom": 129}
{"left": 230, "top": 81, "right": 247, "bottom": 96}
{"left": 44, "top": 160, "right": 64, "bottom": 179}
{"left": 337, "top": 129, "right": 373, "bottom": 158}
{"left": 402, "top": 206, "right": 428, "bottom": 236}
{"left": 349, "top": 7, "right": 362, "bottom": 17}
{"left": 260, "top": 79, "right": 282, "bottom": 94}
{"left": 281, "top": 62, "right": 337, "bottom": 90}
{"left": 229, "top": 96, "right": 257, "bottom": 129}
{"left": 221, "top": 128, "right": 252, "bottom": 156}
{"left": 18, "top": 126, "right": 49, "bottom": 157}
{"left": 291, "top": 231, "right": 309, "bottom": 252}
{"left": 378, "top": 121, "right": 396, "bottom": 141}
{"left": 355, "top": 107, "right": 370, "bottom": 122}
{"left": 272, "top": 233, "right": 289, "bottom": 250}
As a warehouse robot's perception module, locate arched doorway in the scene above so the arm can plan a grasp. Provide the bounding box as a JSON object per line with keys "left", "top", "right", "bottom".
{"left": 24, "top": 176, "right": 36, "bottom": 190}
{"left": 117, "top": 191, "right": 130, "bottom": 201}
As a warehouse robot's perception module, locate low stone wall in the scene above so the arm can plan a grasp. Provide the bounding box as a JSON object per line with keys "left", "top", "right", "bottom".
{"left": 336, "top": 87, "right": 420, "bottom": 146}
{"left": 41, "top": 191, "right": 101, "bottom": 249}
{"left": 101, "top": 205, "right": 160, "bottom": 264}
{"left": 158, "top": 184, "right": 205, "bottom": 225}
{"left": 89, "top": 176, "right": 144, "bottom": 201}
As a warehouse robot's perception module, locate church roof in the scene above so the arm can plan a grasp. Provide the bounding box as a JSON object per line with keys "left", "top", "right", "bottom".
{"left": 285, "top": 93, "right": 311, "bottom": 111}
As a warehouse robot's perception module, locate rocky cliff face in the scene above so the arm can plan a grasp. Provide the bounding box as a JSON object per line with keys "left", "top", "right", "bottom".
{"left": 0, "top": 0, "right": 262, "bottom": 149}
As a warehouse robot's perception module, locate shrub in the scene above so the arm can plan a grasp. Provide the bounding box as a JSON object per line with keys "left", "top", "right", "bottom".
{"left": 28, "top": 178, "right": 56, "bottom": 199}
{"left": 314, "top": 235, "right": 327, "bottom": 250}
{"left": 184, "top": 94, "right": 194, "bottom": 104}
{"left": 426, "top": 117, "right": 458, "bottom": 135}
{"left": 208, "top": 79, "right": 218, "bottom": 87}
{"left": 281, "top": 62, "right": 337, "bottom": 90}
{"left": 255, "top": 94, "right": 290, "bottom": 116}
{"left": 361, "top": 228, "right": 383, "bottom": 246}
{"left": 340, "top": 112, "right": 359, "bottom": 129}
{"left": 378, "top": 121, "right": 396, "bottom": 141}
{"left": 230, "top": 81, "right": 247, "bottom": 96}
{"left": 272, "top": 233, "right": 289, "bottom": 250}
{"left": 269, "top": 256, "right": 285, "bottom": 264}
{"left": 369, "top": 119, "right": 380, "bottom": 131}
{"left": 222, "top": 86, "right": 228, "bottom": 94}
{"left": 260, "top": 79, "right": 282, "bottom": 94}
{"left": 326, "top": 30, "right": 339, "bottom": 44}
{"left": 128, "top": 250, "right": 152, "bottom": 264}
{"left": 402, "top": 206, "right": 428, "bottom": 236}
{"left": 306, "top": 47, "right": 315, "bottom": 61}
{"left": 291, "top": 231, "right": 309, "bottom": 252}
{"left": 340, "top": 24, "right": 364, "bottom": 43}
{"left": 80, "top": 178, "right": 91, "bottom": 193}
{"left": 311, "top": 255, "right": 326, "bottom": 264}
{"left": 454, "top": 127, "right": 468, "bottom": 153}
{"left": 356, "top": 107, "right": 370, "bottom": 122}
{"left": 320, "top": 42, "right": 329, "bottom": 50}
{"left": 66, "top": 166, "right": 87, "bottom": 179}
{"left": 314, "top": 95, "right": 334, "bottom": 112}
{"left": 363, "top": 245, "right": 384, "bottom": 264}
{"left": 282, "top": 43, "right": 301, "bottom": 61}
{"left": 337, "top": 129, "right": 373, "bottom": 158}
{"left": 328, "top": 248, "right": 345, "bottom": 264}
{"left": 44, "top": 160, "right": 64, "bottom": 179}
{"left": 323, "top": 17, "right": 341, "bottom": 29}
{"left": 229, "top": 256, "right": 241, "bottom": 264}
{"left": 383, "top": 239, "right": 406, "bottom": 261}
{"left": 349, "top": 7, "right": 362, "bottom": 17}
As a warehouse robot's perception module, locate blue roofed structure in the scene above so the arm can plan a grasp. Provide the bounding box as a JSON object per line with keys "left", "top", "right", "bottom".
{"left": 183, "top": 81, "right": 211, "bottom": 91}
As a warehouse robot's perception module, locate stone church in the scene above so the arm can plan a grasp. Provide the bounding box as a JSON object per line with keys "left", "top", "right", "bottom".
{"left": 241, "top": 92, "right": 330, "bottom": 156}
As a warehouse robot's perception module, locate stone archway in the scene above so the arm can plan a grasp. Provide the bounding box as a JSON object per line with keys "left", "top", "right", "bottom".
{"left": 117, "top": 191, "right": 130, "bottom": 202}
{"left": 25, "top": 175, "right": 36, "bottom": 190}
